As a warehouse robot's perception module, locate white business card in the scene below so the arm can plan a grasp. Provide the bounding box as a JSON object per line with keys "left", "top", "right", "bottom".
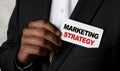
{"left": 60, "top": 19, "right": 104, "bottom": 48}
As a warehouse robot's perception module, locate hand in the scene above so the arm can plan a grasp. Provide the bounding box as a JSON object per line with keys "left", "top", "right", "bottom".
{"left": 18, "top": 20, "right": 62, "bottom": 64}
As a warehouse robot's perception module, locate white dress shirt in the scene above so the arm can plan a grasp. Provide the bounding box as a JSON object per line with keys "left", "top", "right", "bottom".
{"left": 50, "top": 0, "right": 78, "bottom": 29}
{"left": 49, "top": 0, "right": 78, "bottom": 62}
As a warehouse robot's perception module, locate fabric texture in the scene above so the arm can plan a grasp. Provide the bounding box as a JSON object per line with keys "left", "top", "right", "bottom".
{"left": 0, "top": 0, "right": 120, "bottom": 71}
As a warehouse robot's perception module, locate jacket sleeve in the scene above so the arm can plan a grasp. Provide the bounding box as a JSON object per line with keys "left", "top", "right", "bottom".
{"left": 0, "top": 0, "right": 21, "bottom": 71}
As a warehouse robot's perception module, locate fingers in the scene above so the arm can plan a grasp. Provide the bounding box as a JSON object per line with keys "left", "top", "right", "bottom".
{"left": 21, "top": 45, "right": 50, "bottom": 56}
{"left": 18, "top": 20, "right": 62, "bottom": 64}
{"left": 18, "top": 45, "right": 50, "bottom": 64}
{"left": 28, "top": 20, "right": 61, "bottom": 36}
{"left": 23, "top": 28, "right": 62, "bottom": 46}
{"left": 21, "top": 36, "right": 56, "bottom": 53}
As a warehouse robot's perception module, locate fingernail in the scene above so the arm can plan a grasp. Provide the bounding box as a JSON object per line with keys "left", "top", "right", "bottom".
{"left": 56, "top": 31, "right": 61, "bottom": 36}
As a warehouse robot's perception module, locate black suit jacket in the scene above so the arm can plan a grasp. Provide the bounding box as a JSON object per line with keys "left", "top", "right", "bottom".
{"left": 0, "top": 0, "right": 120, "bottom": 71}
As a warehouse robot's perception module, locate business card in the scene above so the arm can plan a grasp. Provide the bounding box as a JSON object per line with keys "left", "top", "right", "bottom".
{"left": 60, "top": 19, "right": 104, "bottom": 48}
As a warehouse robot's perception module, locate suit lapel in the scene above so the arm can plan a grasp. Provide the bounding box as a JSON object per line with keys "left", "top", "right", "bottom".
{"left": 48, "top": 0, "right": 104, "bottom": 71}
{"left": 48, "top": 42, "right": 75, "bottom": 71}
{"left": 42, "top": 0, "right": 52, "bottom": 20}
{"left": 19, "top": 0, "right": 52, "bottom": 33}
{"left": 70, "top": 0, "right": 104, "bottom": 24}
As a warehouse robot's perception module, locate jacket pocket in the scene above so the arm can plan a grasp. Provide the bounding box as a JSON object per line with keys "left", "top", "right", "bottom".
{"left": 73, "top": 45, "right": 112, "bottom": 59}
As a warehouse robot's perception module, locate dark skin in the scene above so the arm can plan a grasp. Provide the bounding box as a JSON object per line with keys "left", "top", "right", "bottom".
{"left": 18, "top": 20, "right": 62, "bottom": 64}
